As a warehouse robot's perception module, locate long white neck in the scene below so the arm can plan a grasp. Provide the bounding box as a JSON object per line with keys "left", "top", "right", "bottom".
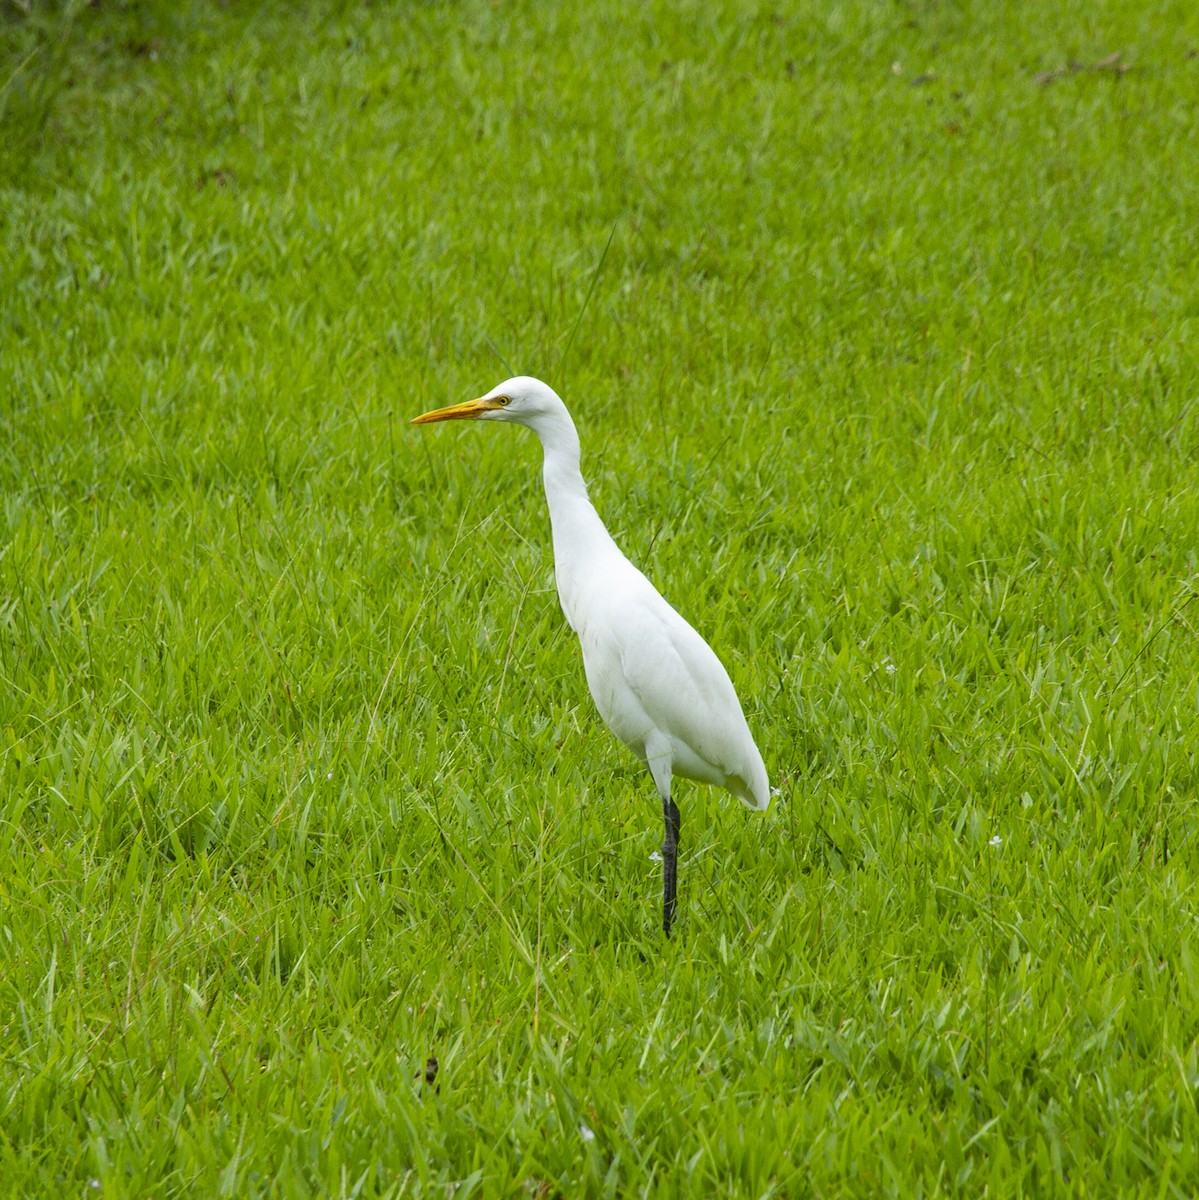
{"left": 532, "top": 407, "right": 625, "bottom": 627}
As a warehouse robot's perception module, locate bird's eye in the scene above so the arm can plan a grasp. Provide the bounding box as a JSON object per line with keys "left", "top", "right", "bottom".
{"left": 497, "top": 396, "right": 511, "bottom": 407}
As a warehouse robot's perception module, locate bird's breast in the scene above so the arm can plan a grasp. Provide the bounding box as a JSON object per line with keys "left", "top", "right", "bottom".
{"left": 576, "top": 631, "right": 644, "bottom": 746}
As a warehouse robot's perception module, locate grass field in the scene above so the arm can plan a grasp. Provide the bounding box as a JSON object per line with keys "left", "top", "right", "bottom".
{"left": 3, "top": 0, "right": 1199, "bottom": 1194}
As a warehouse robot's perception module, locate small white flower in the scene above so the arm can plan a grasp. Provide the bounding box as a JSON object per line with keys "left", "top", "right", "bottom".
{"left": 326, "top": 772, "right": 333, "bottom": 780}
{"left": 989, "top": 835, "right": 1002, "bottom": 846}
{"left": 579, "top": 1124, "right": 595, "bottom": 1142}
{"left": 885, "top": 662, "right": 897, "bottom": 675}
{"left": 649, "top": 851, "right": 663, "bottom": 862}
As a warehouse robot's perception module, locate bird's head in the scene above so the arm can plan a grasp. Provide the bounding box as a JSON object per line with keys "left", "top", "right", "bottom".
{"left": 412, "top": 376, "right": 565, "bottom": 430}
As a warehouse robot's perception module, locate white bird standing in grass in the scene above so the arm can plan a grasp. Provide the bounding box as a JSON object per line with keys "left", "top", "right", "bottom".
{"left": 413, "top": 377, "right": 769, "bottom": 936}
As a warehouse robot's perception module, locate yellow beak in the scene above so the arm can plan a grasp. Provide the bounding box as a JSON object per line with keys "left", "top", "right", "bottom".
{"left": 411, "top": 396, "right": 503, "bottom": 425}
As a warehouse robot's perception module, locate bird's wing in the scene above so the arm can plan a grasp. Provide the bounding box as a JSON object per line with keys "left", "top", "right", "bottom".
{"left": 610, "top": 587, "right": 753, "bottom": 778}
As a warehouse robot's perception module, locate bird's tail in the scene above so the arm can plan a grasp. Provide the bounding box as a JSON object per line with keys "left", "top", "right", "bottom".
{"left": 727, "top": 753, "right": 771, "bottom": 812}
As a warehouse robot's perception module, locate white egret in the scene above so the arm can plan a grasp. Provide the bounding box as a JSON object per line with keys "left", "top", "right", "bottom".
{"left": 412, "top": 377, "right": 769, "bottom": 936}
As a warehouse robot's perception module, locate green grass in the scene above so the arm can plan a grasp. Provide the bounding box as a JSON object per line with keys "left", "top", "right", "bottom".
{"left": 3, "top": 0, "right": 1199, "bottom": 1194}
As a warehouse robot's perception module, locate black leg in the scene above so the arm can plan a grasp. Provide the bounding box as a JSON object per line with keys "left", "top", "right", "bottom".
{"left": 662, "top": 795, "right": 681, "bottom": 937}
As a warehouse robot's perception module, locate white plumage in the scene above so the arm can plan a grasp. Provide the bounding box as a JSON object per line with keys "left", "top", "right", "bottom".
{"left": 413, "top": 376, "right": 769, "bottom": 935}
